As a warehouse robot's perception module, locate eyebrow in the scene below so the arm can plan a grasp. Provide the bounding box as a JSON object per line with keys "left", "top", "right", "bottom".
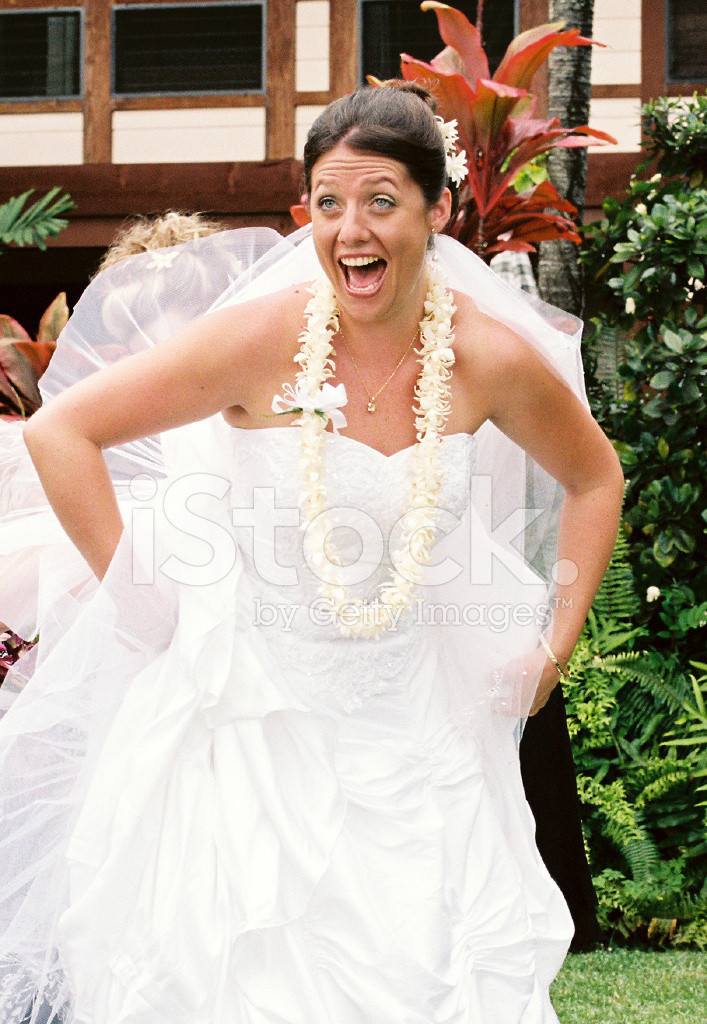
{"left": 312, "top": 175, "right": 400, "bottom": 191}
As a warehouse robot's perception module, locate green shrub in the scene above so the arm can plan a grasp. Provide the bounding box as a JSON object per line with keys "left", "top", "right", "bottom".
{"left": 580, "top": 93, "right": 707, "bottom": 664}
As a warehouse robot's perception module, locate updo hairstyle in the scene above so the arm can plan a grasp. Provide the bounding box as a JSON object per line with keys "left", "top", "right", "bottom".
{"left": 303, "top": 82, "right": 459, "bottom": 219}
{"left": 96, "top": 211, "right": 241, "bottom": 348}
{"left": 95, "top": 210, "right": 224, "bottom": 276}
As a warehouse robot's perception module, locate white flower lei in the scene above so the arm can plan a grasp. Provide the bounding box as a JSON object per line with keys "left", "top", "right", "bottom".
{"left": 284, "top": 261, "right": 456, "bottom": 639}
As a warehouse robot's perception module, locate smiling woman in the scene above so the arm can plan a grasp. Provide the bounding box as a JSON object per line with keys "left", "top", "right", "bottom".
{"left": 0, "top": 84, "right": 623, "bottom": 1024}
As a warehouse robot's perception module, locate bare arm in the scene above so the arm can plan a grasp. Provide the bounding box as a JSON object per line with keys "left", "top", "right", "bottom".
{"left": 22, "top": 297, "right": 285, "bottom": 581}
{"left": 479, "top": 321, "right": 625, "bottom": 712}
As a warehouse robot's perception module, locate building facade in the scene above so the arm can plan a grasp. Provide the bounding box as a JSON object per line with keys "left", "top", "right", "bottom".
{"left": 0, "top": 0, "right": 704, "bottom": 325}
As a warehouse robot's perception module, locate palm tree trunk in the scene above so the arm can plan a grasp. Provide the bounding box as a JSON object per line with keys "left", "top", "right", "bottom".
{"left": 537, "top": 0, "right": 595, "bottom": 315}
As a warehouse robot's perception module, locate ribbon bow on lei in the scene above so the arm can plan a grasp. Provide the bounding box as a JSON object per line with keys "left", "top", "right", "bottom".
{"left": 271, "top": 381, "right": 348, "bottom": 434}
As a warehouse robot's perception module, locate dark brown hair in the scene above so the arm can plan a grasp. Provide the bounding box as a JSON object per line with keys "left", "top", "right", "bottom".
{"left": 303, "top": 82, "right": 457, "bottom": 214}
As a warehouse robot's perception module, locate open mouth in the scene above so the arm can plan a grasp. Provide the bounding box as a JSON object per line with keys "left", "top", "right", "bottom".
{"left": 339, "top": 256, "right": 387, "bottom": 295}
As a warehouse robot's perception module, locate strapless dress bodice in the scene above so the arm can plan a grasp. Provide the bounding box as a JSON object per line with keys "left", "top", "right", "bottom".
{"left": 221, "top": 426, "right": 476, "bottom": 712}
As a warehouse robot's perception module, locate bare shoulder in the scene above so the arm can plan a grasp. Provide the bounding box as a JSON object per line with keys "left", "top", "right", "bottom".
{"left": 209, "top": 282, "right": 311, "bottom": 360}
{"left": 449, "top": 289, "right": 620, "bottom": 496}
{"left": 451, "top": 289, "right": 535, "bottom": 387}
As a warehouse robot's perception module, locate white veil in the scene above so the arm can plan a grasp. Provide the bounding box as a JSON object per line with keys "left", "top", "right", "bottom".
{"left": 0, "top": 225, "right": 585, "bottom": 1024}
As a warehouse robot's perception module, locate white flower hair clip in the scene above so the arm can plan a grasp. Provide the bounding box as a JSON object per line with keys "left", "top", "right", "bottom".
{"left": 145, "top": 250, "right": 181, "bottom": 271}
{"left": 434, "top": 116, "right": 468, "bottom": 187}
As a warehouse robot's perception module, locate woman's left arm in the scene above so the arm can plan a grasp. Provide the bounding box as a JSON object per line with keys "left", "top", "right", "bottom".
{"left": 483, "top": 325, "right": 625, "bottom": 714}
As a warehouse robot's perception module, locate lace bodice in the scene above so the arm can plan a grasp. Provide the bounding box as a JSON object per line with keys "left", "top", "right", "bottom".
{"left": 224, "top": 427, "right": 476, "bottom": 712}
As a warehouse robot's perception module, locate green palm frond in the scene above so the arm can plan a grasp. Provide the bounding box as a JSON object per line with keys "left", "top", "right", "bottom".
{"left": 0, "top": 188, "right": 74, "bottom": 251}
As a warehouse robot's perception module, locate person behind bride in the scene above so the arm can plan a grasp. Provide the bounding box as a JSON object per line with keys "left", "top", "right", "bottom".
{"left": 2, "top": 82, "right": 623, "bottom": 1024}
{"left": 0, "top": 210, "right": 235, "bottom": 665}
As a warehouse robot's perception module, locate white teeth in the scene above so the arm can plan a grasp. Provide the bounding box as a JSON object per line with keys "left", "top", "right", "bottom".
{"left": 340, "top": 256, "right": 382, "bottom": 267}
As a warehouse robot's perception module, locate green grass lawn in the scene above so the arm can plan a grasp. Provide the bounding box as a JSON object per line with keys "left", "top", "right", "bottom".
{"left": 551, "top": 949, "right": 707, "bottom": 1023}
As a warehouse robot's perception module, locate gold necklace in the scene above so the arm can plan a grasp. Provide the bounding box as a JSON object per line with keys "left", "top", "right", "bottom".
{"left": 338, "top": 328, "right": 419, "bottom": 414}
{"left": 286, "top": 265, "right": 456, "bottom": 638}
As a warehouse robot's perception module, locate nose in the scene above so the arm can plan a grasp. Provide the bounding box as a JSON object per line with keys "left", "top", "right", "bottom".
{"left": 337, "top": 202, "right": 369, "bottom": 246}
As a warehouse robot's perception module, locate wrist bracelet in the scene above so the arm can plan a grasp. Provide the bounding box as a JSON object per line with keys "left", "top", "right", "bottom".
{"left": 539, "top": 634, "right": 571, "bottom": 679}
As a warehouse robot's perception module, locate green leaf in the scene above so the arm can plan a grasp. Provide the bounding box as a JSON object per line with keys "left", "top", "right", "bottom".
{"left": 0, "top": 192, "right": 31, "bottom": 236}
{"left": 612, "top": 440, "right": 638, "bottom": 467}
{"left": 681, "top": 379, "right": 702, "bottom": 402}
{"left": 650, "top": 371, "right": 675, "bottom": 390}
{"left": 672, "top": 528, "right": 696, "bottom": 554}
{"left": 642, "top": 395, "right": 669, "bottom": 418}
{"left": 663, "top": 328, "right": 685, "bottom": 353}
{"left": 687, "top": 257, "right": 704, "bottom": 280}
{"left": 0, "top": 188, "right": 73, "bottom": 252}
{"left": 657, "top": 437, "right": 669, "bottom": 459}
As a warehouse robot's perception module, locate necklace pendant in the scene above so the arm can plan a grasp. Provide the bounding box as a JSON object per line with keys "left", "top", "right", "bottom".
{"left": 367, "top": 399, "right": 376, "bottom": 414}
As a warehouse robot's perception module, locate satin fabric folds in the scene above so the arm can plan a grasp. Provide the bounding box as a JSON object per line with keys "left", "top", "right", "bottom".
{"left": 0, "top": 227, "right": 581, "bottom": 1023}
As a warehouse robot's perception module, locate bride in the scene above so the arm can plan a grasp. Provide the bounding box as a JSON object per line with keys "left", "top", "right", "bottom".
{"left": 1, "top": 83, "right": 623, "bottom": 1023}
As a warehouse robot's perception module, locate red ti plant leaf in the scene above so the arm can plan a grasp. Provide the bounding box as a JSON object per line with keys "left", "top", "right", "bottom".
{"left": 36, "top": 291, "right": 69, "bottom": 345}
{"left": 449, "top": 179, "right": 582, "bottom": 255}
{"left": 0, "top": 314, "right": 32, "bottom": 344}
{"left": 13, "top": 340, "right": 56, "bottom": 380}
{"left": 493, "top": 22, "right": 601, "bottom": 91}
{"left": 0, "top": 343, "right": 42, "bottom": 418}
{"left": 389, "top": 4, "right": 616, "bottom": 257}
{"left": 0, "top": 295, "right": 66, "bottom": 419}
{"left": 420, "top": 2, "right": 489, "bottom": 82}
{"left": 290, "top": 204, "right": 312, "bottom": 228}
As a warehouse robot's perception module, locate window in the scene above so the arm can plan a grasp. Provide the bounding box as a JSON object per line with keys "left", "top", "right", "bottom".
{"left": 360, "top": 0, "right": 516, "bottom": 85}
{"left": 113, "top": 2, "right": 265, "bottom": 96}
{"left": 667, "top": 0, "right": 707, "bottom": 82}
{"left": 0, "top": 10, "right": 81, "bottom": 100}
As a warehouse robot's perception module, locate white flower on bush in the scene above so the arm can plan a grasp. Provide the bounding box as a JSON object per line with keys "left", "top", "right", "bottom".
{"left": 635, "top": 203, "right": 648, "bottom": 217}
{"left": 646, "top": 586, "right": 661, "bottom": 603}
{"left": 625, "top": 297, "right": 636, "bottom": 315}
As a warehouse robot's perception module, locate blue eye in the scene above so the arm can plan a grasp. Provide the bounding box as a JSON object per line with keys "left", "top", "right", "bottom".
{"left": 373, "top": 196, "right": 394, "bottom": 209}
{"left": 318, "top": 196, "right": 336, "bottom": 210}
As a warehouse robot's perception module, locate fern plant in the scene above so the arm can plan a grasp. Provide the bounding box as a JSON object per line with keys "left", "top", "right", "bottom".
{"left": 591, "top": 526, "right": 640, "bottom": 622}
{"left": 565, "top": 530, "right": 707, "bottom": 944}
{"left": 663, "top": 662, "right": 707, "bottom": 806}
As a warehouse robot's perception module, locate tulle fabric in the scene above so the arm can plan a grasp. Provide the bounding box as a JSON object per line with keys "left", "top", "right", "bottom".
{"left": 0, "top": 227, "right": 584, "bottom": 1023}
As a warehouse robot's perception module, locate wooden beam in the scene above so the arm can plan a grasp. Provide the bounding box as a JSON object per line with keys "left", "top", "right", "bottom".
{"left": 266, "top": 0, "right": 296, "bottom": 158}
{"left": 83, "top": 0, "right": 112, "bottom": 162}
{"left": 518, "top": 0, "right": 549, "bottom": 115}
{"left": 0, "top": 100, "right": 83, "bottom": 115}
{"left": 3, "top": 0, "right": 80, "bottom": 7}
{"left": 585, "top": 150, "right": 640, "bottom": 208}
{"left": 330, "top": 0, "right": 358, "bottom": 96}
{"left": 296, "top": 91, "right": 332, "bottom": 107}
{"left": 0, "top": 161, "right": 304, "bottom": 217}
{"left": 114, "top": 94, "right": 266, "bottom": 111}
{"left": 591, "top": 84, "right": 642, "bottom": 100}
{"left": 642, "top": 0, "right": 666, "bottom": 105}
{"left": 638, "top": 0, "right": 704, "bottom": 101}
{"left": 45, "top": 213, "right": 298, "bottom": 248}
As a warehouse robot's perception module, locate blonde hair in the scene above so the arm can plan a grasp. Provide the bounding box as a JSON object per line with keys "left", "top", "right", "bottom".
{"left": 96, "top": 210, "right": 224, "bottom": 275}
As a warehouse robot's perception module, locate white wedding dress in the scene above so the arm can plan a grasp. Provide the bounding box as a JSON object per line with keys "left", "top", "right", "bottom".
{"left": 0, "top": 228, "right": 584, "bottom": 1024}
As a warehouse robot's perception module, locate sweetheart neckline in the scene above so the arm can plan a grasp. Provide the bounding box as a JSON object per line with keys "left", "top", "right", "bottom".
{"left": 227, "top": 424, "right": 477, "bottom": 461}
